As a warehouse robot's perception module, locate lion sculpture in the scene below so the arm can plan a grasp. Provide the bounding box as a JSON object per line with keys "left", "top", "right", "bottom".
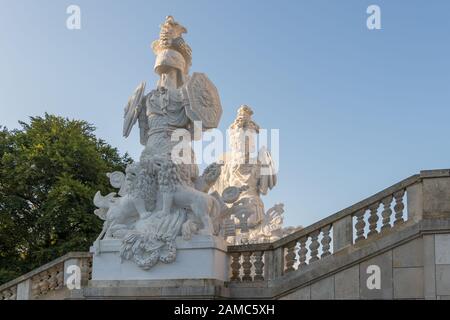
{"left": 143, "top": 156, "right": 221, "bottom": 236}
{"left": 93, "top": 162, "right": 155, "bottom": 243}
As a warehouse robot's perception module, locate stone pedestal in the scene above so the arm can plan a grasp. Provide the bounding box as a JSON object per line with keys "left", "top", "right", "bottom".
{"left": 90, "top": 235, "right": 229, "bottom": 282}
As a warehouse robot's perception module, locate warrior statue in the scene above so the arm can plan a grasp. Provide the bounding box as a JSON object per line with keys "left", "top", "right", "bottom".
{"left": 211, "top": 105, "right": 299, "bottom": 244}
{"left": 93, "top": 17, "right": 294, "bottom": 270}
{"left": 123, "top": 15, "right": 222, "bottom": 183}
{"left": 212, "top": 105, "right": 276, "bottom": 226}
{"left": 93, "top": 16, "right": 227, "bottom": 270}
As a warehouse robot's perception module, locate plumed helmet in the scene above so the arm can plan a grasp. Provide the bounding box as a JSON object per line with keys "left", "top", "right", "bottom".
{"left": 152, "top": 16, "right": 192, "bottom": 76}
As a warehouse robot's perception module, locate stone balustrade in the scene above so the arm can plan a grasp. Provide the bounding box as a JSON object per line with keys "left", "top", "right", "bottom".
{"left": 0, "top": 252, "right": 92, "bottom": 300}
{"left": 2, "top": 169, "right": 450, "bottom": 299}
{"left": 227, "top": 171, "right": 428, "bottom": 282}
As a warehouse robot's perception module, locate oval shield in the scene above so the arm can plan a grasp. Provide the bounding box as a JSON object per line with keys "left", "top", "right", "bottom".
{"left": 123, "top": 81, "right": 146, "bottom": 137}
{"left": 183, "top": 73, "right": 222, "bottom": 129}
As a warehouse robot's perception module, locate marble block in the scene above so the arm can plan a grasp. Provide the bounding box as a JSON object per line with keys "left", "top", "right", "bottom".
{"left": 90, "top": 235, "right": 229, "bottom": 282}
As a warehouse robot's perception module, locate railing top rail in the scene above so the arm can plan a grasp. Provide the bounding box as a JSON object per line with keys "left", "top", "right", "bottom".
{"left": 0, "top": 252, "right": 91, "bottom": 292}
{"left": 228, "top": 173, "right": 422, "bottom": 252}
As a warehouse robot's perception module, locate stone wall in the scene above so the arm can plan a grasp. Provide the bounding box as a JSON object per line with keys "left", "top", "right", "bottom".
{"left": 279, "top": 234, "right": 440, "bottom": 299}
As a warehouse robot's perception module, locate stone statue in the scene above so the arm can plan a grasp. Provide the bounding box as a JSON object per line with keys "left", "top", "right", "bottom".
{"left": 93, "top": 16, "right": 226, "bottom": 270}
{"left": 93, "top": 163, "right": 152, "bottom": 241}
{"left": 123, "top": 16, "right": 222, "bottom": 184}
{"left": 211, "top": 105, "right": 299, "bottom": 244}
{"left": 211, "top": 105, "right": 276, "bottom": 228}
{"left": 141, "top": 155, "right": 220, "bottom": 236}
{"left": 92, "top": 16, "right": 295, "bottom": 272}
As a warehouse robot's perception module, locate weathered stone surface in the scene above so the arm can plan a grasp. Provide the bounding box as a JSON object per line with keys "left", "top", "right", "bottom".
{"left": 436, "top": 265, "right": 450, "bottom": 295}
{"left": 334, "top": 265, "right": 359, "bottom": 299}
{"left": 16, "top": 279, "right": 31, "bottom": 300}
{"left": 91, "top": 236, "right": 229, "bottom": 281}
{"left": 423, "top": 177, "right": 450, "bottom": 216}
{"left": 270, "top": 220, "right": 427, "bottom": 300}
{"left": 393, "top": 267, "right": 424, "bottom": 299}
{"left": 406, "top": 183, "right": 423, "bottom": 222}
{"left": 5, "top": 170, "right": 450, "bottom": 301}
{"left": 435, "top": 234, "right": 450, "bottom": 264}
{"left": 279, "top": 286, "right": 310, "bottom": 300}
{"left": 360, "top": 251, "right": 393, "bottom": 299}
{"left": 333, "top": 216, "right": 353, "bottom": 252}
{"left": 423, "top": 235, "right": 436, "bottom": 299}
{"left": 311, "top": 276, "right": 334, "bottom": 300}
{"left": 75, "top": 278, "right": 230, "bottom": 299}
{"left": 393, "top": 238, "right": 423, "bottom": 267}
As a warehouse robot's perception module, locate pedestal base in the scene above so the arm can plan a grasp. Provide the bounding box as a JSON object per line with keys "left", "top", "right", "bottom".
{"left": 70, "top": 278, "right": 230, "bottom": 299}
{"left": 89, "top": 235, "right": 229, "bottom": 282}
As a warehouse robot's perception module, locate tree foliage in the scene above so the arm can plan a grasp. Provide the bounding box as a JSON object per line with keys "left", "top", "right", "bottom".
{"left": 0, "top": 114, "right": 131, "bottom": 284}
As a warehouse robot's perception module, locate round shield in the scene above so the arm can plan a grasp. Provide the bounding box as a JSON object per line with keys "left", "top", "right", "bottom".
{"left": 183, "top": 73, "right": 222, "bottom": 129}
{"left": 123, "top": 81, "right": 146, "bottom": 137}
{"left": 107, "top": 171, "right": 125, "bottom": 189}
{"left": 222, "top": 186, "right": 242, "bottom": 204}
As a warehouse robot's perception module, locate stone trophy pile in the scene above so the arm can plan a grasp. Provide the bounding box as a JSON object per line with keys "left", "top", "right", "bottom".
{"left": 91, "top": 17, "right": 296, "bottom": 279}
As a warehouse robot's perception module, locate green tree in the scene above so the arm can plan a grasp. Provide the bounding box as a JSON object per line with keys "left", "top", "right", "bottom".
{"left": 0, "top": 114, "right": 132, "bottom": 284}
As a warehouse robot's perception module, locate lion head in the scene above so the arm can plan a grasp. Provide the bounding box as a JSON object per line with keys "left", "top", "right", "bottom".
{"left": 125, "top": 162, "right": 157, "bottom": 209}
{"left": 143, "top": 155, "right": 184, "bottom": 193}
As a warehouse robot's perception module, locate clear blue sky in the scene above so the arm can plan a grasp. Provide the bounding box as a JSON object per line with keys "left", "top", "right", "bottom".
{"left": 1, "top": 0, "right": 449, "bottom": 228}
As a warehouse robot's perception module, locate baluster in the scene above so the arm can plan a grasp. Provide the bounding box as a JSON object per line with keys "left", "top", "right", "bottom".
{"left": 88, "top": 257, "right": 93, "bottom": 280}
{"left": 80, "top": 257, "right": 93, "bottom": 285}
{"left": 394, "top": 190, "right": 405, "bottom": 225}
{"left": 48, "top": 267, "right": 58, "bottom": 291}
{"left": 37, "top": 271, "right": 50, "bottom": 297}
{"left": 298, "top": 236, "right": 308, "bottom": 268}
{"left": 354, "top": 209, "right": 366, "bottom": 242}
{"left": 0, "top": 290, "right": 8, "bottom": 300}
{"left": 284, "top": 241, "right": 297, "bottom": 273}
{"left": 309, "top": 231, "right": 320, "bottom": 263}
{"left": 80, "top": 259, "right": 89, "bottom": 286}
{"left": 241, "top": 252, "right": 253, "bottom": 281}
{"left": 253, "top": 251, "right": 264, "bottom": 281}
{"left": 381, "top": 196, "right": 393, "bottom": 231}
{"left": 0, "top": 288, "right": 15, "bottom": 300}
{"left": 367, "top": 202, "right": 380, "bottom": 237}
{"left": 10, "top": 287, "right": 17, "bottom": 300}
{"left": 321, "top": 225, "right": 332, "bottom": 257}
{"left": 31, "top": 276, "right": 40, "bottom": 298}
{"left": 230, "top": 252, "right": 242, "bottom": 282}
{"left": 57, "top": 264, "right": 64, "bottom": 289}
